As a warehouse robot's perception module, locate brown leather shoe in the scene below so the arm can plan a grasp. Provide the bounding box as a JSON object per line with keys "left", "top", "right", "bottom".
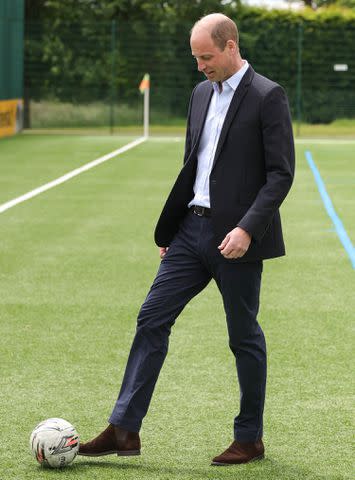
{"left": 78, "top": 424, "right": 141, "bottom": 457}
{"left": 211, "top": 439, "right": 264, "bottom": 466}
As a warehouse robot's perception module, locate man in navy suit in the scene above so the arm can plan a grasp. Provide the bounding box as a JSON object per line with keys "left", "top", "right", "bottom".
{"left": 79, "top": 12, "right": 295, "bottom": 465}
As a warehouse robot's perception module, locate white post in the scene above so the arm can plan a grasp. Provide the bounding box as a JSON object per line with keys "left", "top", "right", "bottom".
{"left": 143, "top": 86, "right": 149, "bottom": 138}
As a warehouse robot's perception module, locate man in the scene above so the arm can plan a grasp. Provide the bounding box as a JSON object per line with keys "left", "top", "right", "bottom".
{"left": 79, "top": 13, "right": 295, "bottom": 465}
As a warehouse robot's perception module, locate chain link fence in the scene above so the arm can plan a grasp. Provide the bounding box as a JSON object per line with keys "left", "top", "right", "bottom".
{"left": 22, "top": 18, "right": 355, "bottom": 132}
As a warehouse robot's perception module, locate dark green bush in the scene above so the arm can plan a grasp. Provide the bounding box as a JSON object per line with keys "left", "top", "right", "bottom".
{"left": 24, "top": 6, "right": 355, "bottom": 124}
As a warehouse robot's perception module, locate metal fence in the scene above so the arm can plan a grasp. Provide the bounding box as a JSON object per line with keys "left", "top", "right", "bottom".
{"left": 21, "top": 18, "right": 355, "bottom": 131}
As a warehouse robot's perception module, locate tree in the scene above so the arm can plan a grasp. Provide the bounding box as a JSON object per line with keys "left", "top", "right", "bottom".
{"left": 289, "top": 0, "right": 355, "bottom": 9}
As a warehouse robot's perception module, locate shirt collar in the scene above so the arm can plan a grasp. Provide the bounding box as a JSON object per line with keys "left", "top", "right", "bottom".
{"left": 213, "top": 60, "right": 249, "bottom": 93}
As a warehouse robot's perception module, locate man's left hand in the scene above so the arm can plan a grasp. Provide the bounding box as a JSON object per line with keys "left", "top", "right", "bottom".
{"left": 218, "top": 227, "right": 252, "bottom": 259}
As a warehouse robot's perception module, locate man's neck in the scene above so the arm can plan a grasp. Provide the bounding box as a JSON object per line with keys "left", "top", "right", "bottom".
{"left": 218, "top": 59, "right": 246, "bottom": 89}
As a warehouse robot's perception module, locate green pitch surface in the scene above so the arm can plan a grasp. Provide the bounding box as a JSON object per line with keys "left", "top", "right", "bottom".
{"left": 0, "top": 135, "right": 353, "bottom": 479}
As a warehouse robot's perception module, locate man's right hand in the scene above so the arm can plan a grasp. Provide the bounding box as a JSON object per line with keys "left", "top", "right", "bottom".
{"left": 159, "top": 247, "right": 169, "bottom": 259}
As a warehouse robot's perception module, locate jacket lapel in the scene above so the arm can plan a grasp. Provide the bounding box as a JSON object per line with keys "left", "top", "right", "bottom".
{"left": 212, "top": 66, "right": 255, "bottom": 169}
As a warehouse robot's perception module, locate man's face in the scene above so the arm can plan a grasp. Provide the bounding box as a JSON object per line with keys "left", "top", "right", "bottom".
{"left": 190, "top": 30, "right": 236, "bottom": 83}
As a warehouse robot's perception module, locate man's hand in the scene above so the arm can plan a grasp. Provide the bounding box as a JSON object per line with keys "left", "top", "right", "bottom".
{"left": 159, "top": 247, "right": 169, "bottom": 259}
{"left": 218, "top": 227, "right": 251, "bottom": 259}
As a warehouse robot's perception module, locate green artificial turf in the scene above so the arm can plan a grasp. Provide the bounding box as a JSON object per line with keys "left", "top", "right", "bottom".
{"left": 22, "top": 117, "right": 355, "bottom": 138}
{"left": 0, "top": 135, "right": 353, "bottom": 479}
{"left": 0, "top": 135, "right": 136, "bottom": 204}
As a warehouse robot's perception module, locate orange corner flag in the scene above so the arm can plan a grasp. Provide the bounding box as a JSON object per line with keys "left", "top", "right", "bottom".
{"left": 139, "top": 73, "right": 150, "bottom": 94}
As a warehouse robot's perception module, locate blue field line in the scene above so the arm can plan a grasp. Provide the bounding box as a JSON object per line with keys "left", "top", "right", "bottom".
{"left": 305, "top": 150, "right": 355, "bottom": 269}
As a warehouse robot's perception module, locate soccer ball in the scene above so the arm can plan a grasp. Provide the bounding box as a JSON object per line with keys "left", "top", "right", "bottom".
{"left": 30, "top": 418, "right": 79, "bottom": 468}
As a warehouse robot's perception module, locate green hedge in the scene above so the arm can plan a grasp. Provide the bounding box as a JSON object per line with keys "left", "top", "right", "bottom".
{"left": 24, "top": 6, "right": 355, "bottom": 125}
{"left": 233, "top": 6, "right": 355, "bottom": 123}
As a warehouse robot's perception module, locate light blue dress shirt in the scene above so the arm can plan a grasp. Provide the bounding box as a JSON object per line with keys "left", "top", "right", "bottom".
{"left": 188, "top": 60, "right": 249, "bottom": 209}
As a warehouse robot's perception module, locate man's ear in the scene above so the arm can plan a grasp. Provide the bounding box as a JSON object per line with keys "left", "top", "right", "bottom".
{"left": 226, "top": 39, "right": 237, "bottom": 53}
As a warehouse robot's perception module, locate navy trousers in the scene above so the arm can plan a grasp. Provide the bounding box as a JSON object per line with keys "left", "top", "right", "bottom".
{"left": 109, "top": 211, "right": 266, "bottom": 442}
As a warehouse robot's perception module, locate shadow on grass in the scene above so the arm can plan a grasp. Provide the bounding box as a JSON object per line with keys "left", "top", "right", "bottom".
{"left": 60, "top": 456, "right": 346, "bottom": 480}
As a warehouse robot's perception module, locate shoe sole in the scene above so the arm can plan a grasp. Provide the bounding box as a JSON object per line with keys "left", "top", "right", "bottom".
{"left": 117, "top": 450, "right": 141, "bottom": 457}
{"left": 78, "top": 450, "right": 141, "bottom": 457}
{"left": 211, "top": 453, "right": 265, "bottom": 466}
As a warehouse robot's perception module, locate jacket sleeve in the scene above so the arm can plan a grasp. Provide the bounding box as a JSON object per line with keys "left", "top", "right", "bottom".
{"left": 237, "top": 85, "right": 295, "bottom": 242}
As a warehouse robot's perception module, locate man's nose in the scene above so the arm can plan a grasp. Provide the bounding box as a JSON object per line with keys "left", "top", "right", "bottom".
{"left": 197, "top": 60, "right": 205, "bottom": 72}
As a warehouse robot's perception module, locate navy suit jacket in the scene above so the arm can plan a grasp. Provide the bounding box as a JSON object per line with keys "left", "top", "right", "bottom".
{"left": 154, "top": 65, "right": 295, "bottom": 261}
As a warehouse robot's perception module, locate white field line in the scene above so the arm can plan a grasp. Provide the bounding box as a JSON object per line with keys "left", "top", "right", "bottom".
{"left": 295, "top": 138, "right": 355, "bottom": 144}
{"left": 1, "top": 134, "right": 352, "bottom": 215}
{"left": 142, "top": 135, "right": 355, "bottom": 145}
{"left": 148, "top": 136, "right": 184, "bottom": 142}
{"left": 0, "top": 136, "right": 147, "bottom": 215}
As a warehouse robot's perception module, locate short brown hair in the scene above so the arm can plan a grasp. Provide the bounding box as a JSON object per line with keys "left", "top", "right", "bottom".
{"left": 191, "top": 14, "right": 239, "bottom": 51}
{"left": 211, "top": 18, "right": 239, "bottom": 50}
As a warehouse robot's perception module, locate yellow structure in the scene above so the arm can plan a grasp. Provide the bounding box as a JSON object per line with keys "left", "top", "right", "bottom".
{"left": 0, "top": 99, "right": 23, "bottom": 138}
